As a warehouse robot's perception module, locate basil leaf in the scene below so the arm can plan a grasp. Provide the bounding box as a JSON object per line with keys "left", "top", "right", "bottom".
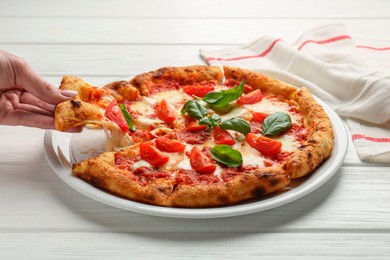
{"left": 118, "top": 103, "right": 136, "bottom": 131}
{"left": 219, "top": 118, "right": 251, "bottom": 135}
{"left": 181, "top": 100, "right": 207, "bottom": 120}
{"left": 210, "top": 145, "right": 243, "bottom": 167}
{"left": 262, "top": 112, "right": 292, "bottom": 136}
{"left": 202, "top": 81, "right": 244, "bottom": 110}
{"left": 199, "top": 113, "right": 221, "bottom": 130}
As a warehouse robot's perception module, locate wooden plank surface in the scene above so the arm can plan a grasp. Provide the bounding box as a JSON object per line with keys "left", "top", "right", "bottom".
{"left": 1, "top": 0, "right": 389, "bottom": 18}
{"left": 0, "top": 233, "right": 389, "bottom": 259}
{"left": 0, "top": 18, "right": 389, "bottom": 44}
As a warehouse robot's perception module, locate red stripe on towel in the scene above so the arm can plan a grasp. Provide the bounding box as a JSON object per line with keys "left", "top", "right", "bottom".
{"left": 297, "top": 35, "right": 352, "bottom": 51}
{"left": 356, "top": 45, "right": 390, "bottom": 51}
{"left": 352, "top": 134, "right": 390, "bottom": 143}
{"left": 206, "top": 39, "right": 283, "bottom": 62}
{"left": 205, "top": 35, "right": 389, "bottom": 63}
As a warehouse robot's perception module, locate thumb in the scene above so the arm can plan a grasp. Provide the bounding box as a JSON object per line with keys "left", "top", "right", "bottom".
{"left": 12, "top": 57, "right": 77, "bottom": 105}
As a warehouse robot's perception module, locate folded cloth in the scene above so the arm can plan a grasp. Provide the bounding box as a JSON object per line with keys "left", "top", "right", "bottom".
{"left": 200, "top": 24, "right": 390, "bottom": 162}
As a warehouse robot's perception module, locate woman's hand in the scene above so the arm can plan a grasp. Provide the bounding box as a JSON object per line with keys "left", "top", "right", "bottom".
{"left": 0, "top": 50, "right": 77, "bottom": 129}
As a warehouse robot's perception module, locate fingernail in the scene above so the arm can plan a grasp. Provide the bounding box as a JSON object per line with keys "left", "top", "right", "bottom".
{"left": 61, "top": 89, "right": 79, "bottom": 98}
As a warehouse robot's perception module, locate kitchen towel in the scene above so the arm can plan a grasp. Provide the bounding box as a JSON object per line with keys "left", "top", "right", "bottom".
{"left": 200, "top": 23, "right": 390, "bottom": 162}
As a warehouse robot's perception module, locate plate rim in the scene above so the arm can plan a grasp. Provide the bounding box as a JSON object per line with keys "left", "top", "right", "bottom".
{"left": 44, "top": 78, "right": 348, "bottom": 219}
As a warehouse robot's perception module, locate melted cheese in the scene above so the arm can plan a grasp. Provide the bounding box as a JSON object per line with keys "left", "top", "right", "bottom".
{"left": 103, "top": 123, "right": 133, "bottom": 151}
{"left": 243, "top": 98, "right": 300, "bottom": 124}
{"left": 244, "top": 98, "right": 290, "bottom": 114}
{"left": 161, "top": 153, "right": 185, "bottom": 171}
{"left": 131, "top": 160, "right": 151, "bottom": 171}
{"left": 142, "top": 96, "right": 157, "bottom": 106}
{"left": 101, "top": 94, "right": 115, "bottom": 101}
{"left": 275, "top": 135, "right": 300, "bottom": 152}
{"left": 129, "top": 99, "right": 155, "bottom": 117}
{"left": 213, "top": 166, "right": 224, "bottom": 181}
{"left": 234, "top": 142, "right": 265, "bottom": 168}
{"left": 177, "top": 157, "right": 192, "bottom": 170}
{"left": 220, "top": 107, "right": 247, "bottom": 121}
{"left": 154, "top": 90, "right": 188, "bottom": 107}
{"left": 135, "top": 118, "right": 165, "bottom": 130}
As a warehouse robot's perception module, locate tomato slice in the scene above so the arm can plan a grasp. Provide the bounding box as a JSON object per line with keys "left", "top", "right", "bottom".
{"left": 156, "top": 136, "right": 186, "bottom": 153}
{"left": 155, "top": 99, "right": 176, "bottom": 123}
{"left": 189, "top": 147, "right": 216, "bottom": 174}
{"left": 237, "top": 89, "right": 263, "bottom": 105}
{"left": 182, "top": 85, "right": 215, "bottom": 98}
{"left": 186, "top": 121, "right": 207, "bottom": 132}
{"left": 139, "top": 143, "right": 169, "bottom": 166}
{"left": 243, "top": 84, "right": 254, "bottom": 94}
{"left": 106, "top": 99, "right": 129, "bottom": 132}
{"left": 213, "top": 126, "right": 235, "bottom": 145}
{"left": 251, "top": 111, "right": 269, "bottom": 123}
{"left": 245, "top": 133, "right": 282, "bottom": 157}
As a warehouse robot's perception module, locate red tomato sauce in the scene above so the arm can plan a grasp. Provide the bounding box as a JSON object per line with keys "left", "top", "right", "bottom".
{"left": 133, "top": 166, "right": 171, "bottom": 186}
{"left": 175, "top": 169, "right": 220, "bottom": 186}
{"left": 88, "top": 87, "right": 104, "bottom": 102}
{"left": 249, "top": 120, "right": 263, "bottom": 134}
{"left": 114, "top": 153, "right": 139, "bottom": 172}
{"left": 115, "top": 154, "right": 171, "bottom": 186}
{"left": 176, "top": 129, "right": 211, "bottom": 144}
{"left": 131, "top": 130, "right": 156, "bottom": 143}
{"left": 150, "top": 81, "right": 181, "bottom": 95}
{"left": 289, "top": 123, "right": 309, "bottom": 141}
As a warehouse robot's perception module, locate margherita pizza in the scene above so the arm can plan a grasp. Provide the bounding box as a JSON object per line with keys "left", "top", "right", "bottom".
{"left": 54, "top": 65, "right": 334, "bottom": 208}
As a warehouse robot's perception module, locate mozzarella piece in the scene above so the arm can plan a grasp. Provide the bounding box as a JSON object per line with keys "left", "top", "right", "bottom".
{"left": 153, "top": 90, "right": 188, "bottom": 107}
{"left": 129, "top": 99, "right": 155, "bottom": 117}
{"left": 234, "top": 142, "right": 265, "bottom": 168}
{"left": 135, "top": 118, "right": 165, "bottom": 130}
{"left": 244, "top": 98, "right": 300, "bottom": 124}
{"left": 275, "top": 135, "right": 300, "bottom": 152}
{"left": 242, "top": 155, "right": 265, "bottom": 168}
{"left": 142, "top": 96, "right": 157, "bottom": 106}
{"left": 103, "top": 123, "right": 133, "bottom": 151}
{"left": 101, "top": 94, "right": 115, "bottom": 101}
{"left": 244, "top": 98, "right": 290, "bottom": 114}
{"left": 131, "top": 160, "right": 152, "bottom": 171}
{"left": 161, "top": 153, "right": 185, "bottom": 171}
{"left": 220, "top": 107, "right": 247, "bottom": 121}
{"left": 177, "top": 157, "right": 192, "bottom": 170}
{"left": 213, "top": 166, "right": 224, "bottom": 182}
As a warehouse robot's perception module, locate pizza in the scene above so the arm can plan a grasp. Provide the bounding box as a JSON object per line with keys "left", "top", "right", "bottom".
{"left": 54, "top": 65, "right": 334, "bottom": 208}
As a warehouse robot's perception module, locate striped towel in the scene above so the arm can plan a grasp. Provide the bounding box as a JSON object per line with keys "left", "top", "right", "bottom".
{"left": 200, "top": 24, "right": 390, "bottom": 162}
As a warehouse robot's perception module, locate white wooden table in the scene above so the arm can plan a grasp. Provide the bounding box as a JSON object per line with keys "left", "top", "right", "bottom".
{"left": 1, "top": 0, "right": 389, "bottom": 258}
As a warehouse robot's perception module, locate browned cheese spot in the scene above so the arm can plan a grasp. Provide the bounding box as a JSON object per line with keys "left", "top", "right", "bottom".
{"left": 71, "top": 100, "right": 81, "bottom": 108}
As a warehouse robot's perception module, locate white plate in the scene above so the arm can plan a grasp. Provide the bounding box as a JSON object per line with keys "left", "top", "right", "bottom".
{"left": 44, "top": 80, "right": 347, "bottom": 219}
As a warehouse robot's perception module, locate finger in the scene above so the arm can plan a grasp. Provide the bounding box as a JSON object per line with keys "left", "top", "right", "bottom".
{"left": 17, "top": 103, "right": 53, "bottom": 117}
{"left": 11, "top": 58, "right": 77, "bottom": 105}
{"left": 3, "top": 110, "right": 55, "bottom": 129}
{"left": 19, "top": 91, "right": 55, "bottom": 113}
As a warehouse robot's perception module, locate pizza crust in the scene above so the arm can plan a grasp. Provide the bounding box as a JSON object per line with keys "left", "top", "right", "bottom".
{"left": 130, "top": 65, "right": 224, "bottom": 96}
{"left": 283, "top": 87, "right": 334, "bottom": 179}
{"left": 73, "top": 144, "right": 290, "bottom": 208}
